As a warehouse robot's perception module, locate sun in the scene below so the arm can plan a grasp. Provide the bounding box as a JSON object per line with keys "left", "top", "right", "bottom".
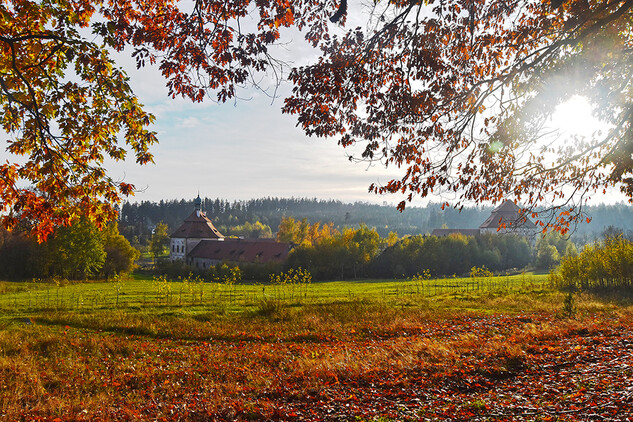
{"left": 550, "top": 95, "right": 600, "bottom": 138}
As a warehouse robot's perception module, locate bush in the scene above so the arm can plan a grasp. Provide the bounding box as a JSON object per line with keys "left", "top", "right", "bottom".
{"left": 555, "top": 236, "right": 633, "bottom": 292}
{"left": 253, "top": 298, "right": 287, "bottom": 319}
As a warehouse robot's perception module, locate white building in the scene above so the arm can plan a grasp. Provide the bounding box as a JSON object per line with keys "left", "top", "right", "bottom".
{"left": 169, "top": 195, "right": 292, "bottom": 267}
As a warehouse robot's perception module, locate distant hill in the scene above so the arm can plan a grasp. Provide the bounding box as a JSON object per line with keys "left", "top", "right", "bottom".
{"left": 118, "top": 197, "right": 633, "bottom": 245}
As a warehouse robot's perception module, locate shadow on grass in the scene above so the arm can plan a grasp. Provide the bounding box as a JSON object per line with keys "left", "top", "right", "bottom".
{"left": 586, "top": 288, "right": 633, "bottom": 307}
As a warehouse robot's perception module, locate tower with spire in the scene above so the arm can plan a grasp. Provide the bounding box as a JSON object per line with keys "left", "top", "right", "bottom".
{"left": 194, "top": 193, "right": 202, "bottom": 216}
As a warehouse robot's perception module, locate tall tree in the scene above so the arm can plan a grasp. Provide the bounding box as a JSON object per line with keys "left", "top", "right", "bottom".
{"left": 44, "top": 218, "right": 106, "bottom": 279}
{"left": 3, "top": 0, "right": 633, "bottom": 239}
{"left": 149, "top": 221, "right": 170, "bottom": 262}
{"left": 101, "top": 221, "right": 140, "bottom": 278}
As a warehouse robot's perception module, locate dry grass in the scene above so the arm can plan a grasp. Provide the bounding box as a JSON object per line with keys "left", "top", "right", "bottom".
{"left": 1, "top": 287, "right": 632, "bottom": 420}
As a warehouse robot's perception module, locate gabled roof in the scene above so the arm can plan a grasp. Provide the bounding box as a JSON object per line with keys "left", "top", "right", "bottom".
{"left": 479, "top": 200, "right": 537, "bottom": 230}
{"left": 431, "top": 229, "right": 481, "bottom": 237}
{"left": 171, "top": 211, "right": 224, "bottom": 239}
{"left": 189, "top": 238, "right": 291, "bottom": 263}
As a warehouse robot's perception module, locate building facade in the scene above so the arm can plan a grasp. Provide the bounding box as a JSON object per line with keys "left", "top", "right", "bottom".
{"left": 170, "top": 195, "right": 224, "bottom": 262}
{"left": 170, "top": 195, "right": 291, "bottom": 266}
{"left": 431, "top": 200, "right": 537, "bottom": 237}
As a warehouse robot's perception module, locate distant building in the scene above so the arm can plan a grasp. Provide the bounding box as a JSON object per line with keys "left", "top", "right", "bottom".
{"left": 431, "top": 200, "right": 537, "bottom": 237}
{"left": 170, "top": 195, "right": 292, "bottom": 266}
{"left": 188, "top": 238, "right": 291, "bottom": 270}
{"left": 479, "top": 200, "right": 537, "bottom": 235}
{"left": 170, "top": 195, "right": 224, "bottom": 261}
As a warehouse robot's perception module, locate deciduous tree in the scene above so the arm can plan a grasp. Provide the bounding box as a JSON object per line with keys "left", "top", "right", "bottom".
{"left": 284, "top": 0, "right": 633, "bottom": 231}
{"left": 44, "top": 217, "right": 106, "bottom": 279}
{"left": 277, "top": 216, "right": 337, "bottom": 245}
{"left": 4, "top": 0, "right": 633, "bottom": 239}
{"left": 101, "top": 221, "right": 140, "bottom": 278}
{"left": 1, "top": 0, "right": 334, "bottom": 240}
{"left": 149, "top": 221, "right": 170, "bottom": 262}
{"left": 226, "top": 221, "right": 273, "bottom": 239}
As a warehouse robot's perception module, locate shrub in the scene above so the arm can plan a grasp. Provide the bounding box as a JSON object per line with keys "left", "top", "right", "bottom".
{"left": 555, "top": 236, "right": 633, "bottom": 292}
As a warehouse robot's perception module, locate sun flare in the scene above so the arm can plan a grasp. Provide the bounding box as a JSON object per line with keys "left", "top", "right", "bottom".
{"left": 550, "top": 95, "right": 600, "bottom": 138}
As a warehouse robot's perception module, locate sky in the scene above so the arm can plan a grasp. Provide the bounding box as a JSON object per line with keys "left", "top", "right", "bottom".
{"left": 0, "top": 2, "right": 404, "bottom": 207}
{"left": 105, "top": 5, "right": 408, "bottom": 206}
{"left": 106, "top": 65, "right": 403, "bottom": 206}
{"left": 102, "top": 1, "right": 628, "bottom": 208}
{"left": 107, "top": 50, "right": 626, "bottom": 208}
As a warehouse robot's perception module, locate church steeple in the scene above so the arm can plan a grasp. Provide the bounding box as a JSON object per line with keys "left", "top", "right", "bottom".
{"left": 194, "top": 193, "right": 202, "bottom": 216}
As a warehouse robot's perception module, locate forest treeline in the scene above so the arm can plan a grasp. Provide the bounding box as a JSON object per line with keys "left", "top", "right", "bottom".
{"left": 119, "top": 197, "right": 633, "bottom": 248}
{"left": 155, "top": 216, "right": 576, "bottom": 281}
{"left": 281, "top": 217, "right": 581, "bottom": 279}
{"left": 119, "top": 197, "right": 477, "bottom": 246}
{"left": 2, "top": 197, "right": 632, "bottom": 282}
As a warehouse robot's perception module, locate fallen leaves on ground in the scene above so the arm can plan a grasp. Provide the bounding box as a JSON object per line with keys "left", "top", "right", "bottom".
{"left": 2, "top": 312, "right": 632, "bottom": 421}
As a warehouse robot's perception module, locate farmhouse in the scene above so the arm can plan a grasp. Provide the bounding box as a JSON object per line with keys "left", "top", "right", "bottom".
{"left": 431, "top": 200, "right": 537, "bottom": 237}
{"left": 169, "top": 195, "right": 292, "bottom": 267}
{"left": 479, "top": 200, "right": 537, "bottom": 234}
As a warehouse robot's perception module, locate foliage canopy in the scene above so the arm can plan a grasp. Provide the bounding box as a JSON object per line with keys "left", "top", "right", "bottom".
{"left": 284, "top": 0, "right": 633, "bottom": 232}
{"left": 3, "top": 0, "right": 633, "bottom": 239}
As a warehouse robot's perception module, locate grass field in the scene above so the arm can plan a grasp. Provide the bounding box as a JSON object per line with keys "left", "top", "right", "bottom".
{"left": 0, "top": 272, "right": 549, "bottom": 315}
{"left": 1, "top": 274, "right": 632, "bottom": 421}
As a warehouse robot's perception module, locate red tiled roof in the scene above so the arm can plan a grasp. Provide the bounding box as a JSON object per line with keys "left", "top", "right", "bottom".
{"left": 170, "top": 211, "right": 224, "bottom": 239}
{"left": 479, "top": 200, "right": 537, "bottom": 230}
{"left": 189, "top": 238, "right": 292, "bottom": 264}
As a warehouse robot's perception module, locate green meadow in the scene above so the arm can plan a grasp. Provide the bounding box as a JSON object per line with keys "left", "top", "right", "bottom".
{"left": 0, "top": 272, "right": 550, "bottom": 317}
